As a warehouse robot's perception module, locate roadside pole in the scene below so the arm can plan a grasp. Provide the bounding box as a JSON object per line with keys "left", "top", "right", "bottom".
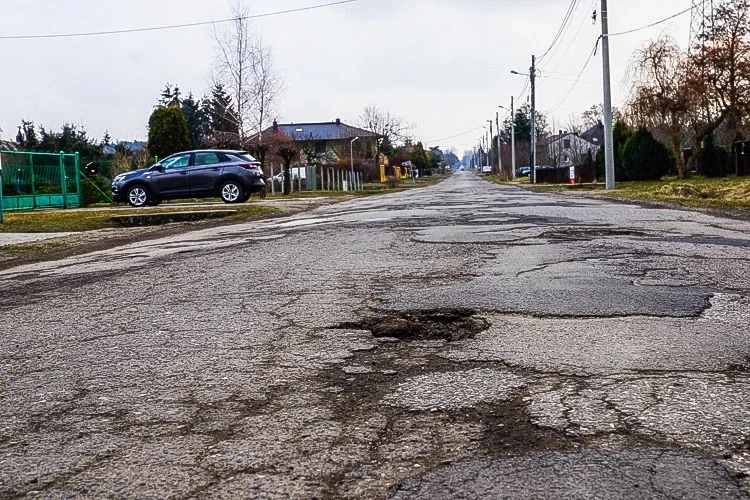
{"left": 511, "top": 96, "right": 516, "bottom": 180}
{"left": 530, "top": 55, "right": 537, "bottom": 184}
{"left": 496, "top": 112, "right": 502, "bottom": 175}
{"left": 601, "top": 0, "right": 616, "bottom": 190}
{"left": 487, "top": 120, "right": 494, "bottom": 174}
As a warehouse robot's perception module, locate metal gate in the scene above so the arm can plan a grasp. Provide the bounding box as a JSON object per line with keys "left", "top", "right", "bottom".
{"left": 0, "top": 151, "right": 81, "bottom": 211}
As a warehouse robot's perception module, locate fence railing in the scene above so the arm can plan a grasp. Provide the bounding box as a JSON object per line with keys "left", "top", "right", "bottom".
{"left": 0, "top": 151, "right": 81, "bottom": 212}
{"left": 265, "top": 165, "right": 364, "bottom": 194}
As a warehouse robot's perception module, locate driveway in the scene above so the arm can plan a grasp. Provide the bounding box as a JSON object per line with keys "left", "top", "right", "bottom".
{"left": 1, "top": 172, "right": 749, "bottom": 498}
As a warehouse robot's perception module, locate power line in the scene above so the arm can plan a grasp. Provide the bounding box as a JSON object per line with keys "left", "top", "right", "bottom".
{"left": 543, "top": 5, "right": 694, "bottom": 116}
{"left": 0, "top": 0, "right": 361, "bottom": 40}
{"left": 540, "top": 74, "right": 599, "bottom": 85}
{"left": 541, "top": 0, "right": 585, "bottom": 68}
{"left": 546, "top": 37, "right": 601, "bottom": 114}
{"left": 609, "top": 5, "right": 694, "bottom": 37}
{"left": 538, "top": 0, "right": 580, "bottom": 62}
{"left": 427, "top": 126, "right": 486, "bottom": 144}
{"left": 545, "top": 0, "right": 597, "bottom": 74}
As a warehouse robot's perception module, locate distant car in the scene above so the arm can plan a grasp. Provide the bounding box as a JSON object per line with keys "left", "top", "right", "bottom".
{"left": 112, "top": 150, "right": 266, "bottom": 207}
{"left": 517, "top": 166, "right": 531, "bottom": 177}
{"left": 481, "top": 166, "right": 492, "bottom": 174}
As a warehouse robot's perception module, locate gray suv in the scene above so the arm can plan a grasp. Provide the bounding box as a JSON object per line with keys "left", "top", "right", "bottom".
{"left": 112, "top": 150, "right": 266, "bottom": 207}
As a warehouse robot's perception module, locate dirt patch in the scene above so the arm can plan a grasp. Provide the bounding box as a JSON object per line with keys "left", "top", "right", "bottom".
{"left": 338, "top": 309, "right": 490, "bottom": 342}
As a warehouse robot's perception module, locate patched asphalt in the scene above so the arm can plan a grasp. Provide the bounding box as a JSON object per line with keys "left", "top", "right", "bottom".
{"left": 1, "top": 172, "right": 750, "bottom": 498}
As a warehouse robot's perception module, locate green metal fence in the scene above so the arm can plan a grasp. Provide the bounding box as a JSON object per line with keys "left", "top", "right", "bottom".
{"left": 0, "top": 151, "right": 81, "bottom": 211}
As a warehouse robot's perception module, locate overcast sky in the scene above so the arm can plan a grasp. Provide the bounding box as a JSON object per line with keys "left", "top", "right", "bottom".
{"left": 0, "top": 0, "right": 691, "bottom": 153}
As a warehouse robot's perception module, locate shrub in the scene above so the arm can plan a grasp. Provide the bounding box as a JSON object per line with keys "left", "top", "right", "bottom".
{"left": 620, "top": 127, "right": 673, "bottom": 181}
{"left": 147, "top": 105, "right": 191, "bottom": 159}
{"left": 701, "top": 134, "right": 730, "bottom": 178}
{"left": 81, "top": 176, "right": 112, "bottom": 207}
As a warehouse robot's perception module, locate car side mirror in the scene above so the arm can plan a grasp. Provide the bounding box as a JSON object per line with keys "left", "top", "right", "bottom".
{"left": 152, "top": 164, "right": 164, "bottom": 172}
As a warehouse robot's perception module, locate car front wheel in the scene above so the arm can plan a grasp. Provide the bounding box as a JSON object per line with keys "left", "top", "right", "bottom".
{"left": 220, "top": 181, "right": 244, "bottom": 204}
{"left": 127, "top": 185, "right": 150, "bottom": 207}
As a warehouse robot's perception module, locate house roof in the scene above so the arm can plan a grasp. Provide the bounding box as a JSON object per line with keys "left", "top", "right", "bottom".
{"left": 0, "top": 140, "right": 19, "bottom": 151}
{"left": 547, "top": 122, "right": 605, "bottom": 148}
{"left": 579, "top": 122, "right": 604, "bottom": 147}
{"left": 266, "top": 120, "right": 380, "bottom": 141}
{"left": 547, "top": 131, "right": 578, "bottom": 145}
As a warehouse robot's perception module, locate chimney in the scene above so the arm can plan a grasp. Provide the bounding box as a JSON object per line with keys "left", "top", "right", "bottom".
{"left": 335, "top": 118, "right": 341, "bottom": 126}
{"left": 272, "top": 120, "right": 279, "bottom": 132}
{"left": 559, "top": 129, "right": 563, "bottom": 137}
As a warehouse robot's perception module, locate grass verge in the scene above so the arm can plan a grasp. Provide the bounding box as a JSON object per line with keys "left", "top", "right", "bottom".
{"left": 0, "top": 204, "right": 280, "bottom": 234}
{"left": 512, "top": 176, "right": 750, "bottom": 210}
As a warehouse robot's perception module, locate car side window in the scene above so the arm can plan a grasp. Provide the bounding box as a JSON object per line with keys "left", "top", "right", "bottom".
{"left": 162, "top": 154, "right": 191, "bottom": 170}
{"left": 194, "top": 153, "right": 221, "bottom": 166}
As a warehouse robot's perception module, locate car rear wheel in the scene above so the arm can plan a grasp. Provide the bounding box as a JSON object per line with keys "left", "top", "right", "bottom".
{"left": 220, "top": 181, "right": 244, "bottom": 204}
{"left": 127, "top": 185, "right": 150, "bottom": 207}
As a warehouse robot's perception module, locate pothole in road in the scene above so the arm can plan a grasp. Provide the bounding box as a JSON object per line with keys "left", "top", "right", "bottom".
{"left": 543, "top": 228, "right": 653, "bottom": 242}
{"left": 337, "top": 309, "right": 490, "bottom": 342}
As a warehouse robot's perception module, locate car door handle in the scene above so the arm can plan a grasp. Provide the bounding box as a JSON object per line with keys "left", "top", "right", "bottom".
{"left": 179, "top": 171, "right": 188, "bottom": 175}
{"left": 211, "top": 167, "right": 220, "bottom": 171}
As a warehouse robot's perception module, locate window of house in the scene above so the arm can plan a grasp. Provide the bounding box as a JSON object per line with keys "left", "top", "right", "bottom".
{"left": 563, "top": 139, "right": 571, "bottom": 149}
{"left": 315, "top": 141, "right": 326, "bottom": 154}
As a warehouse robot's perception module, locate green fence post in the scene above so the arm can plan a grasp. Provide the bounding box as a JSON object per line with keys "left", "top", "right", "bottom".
{"left": 30, "top": 153, "right": 37, "bottom": 209}
{"left": 60, "top": 151, "right": 68, "bottom": 209}
{"left": 74, "top": 152, "right": 81, "bottom": 207}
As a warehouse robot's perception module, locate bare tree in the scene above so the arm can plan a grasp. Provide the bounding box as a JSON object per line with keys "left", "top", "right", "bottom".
{"left": 270, "top": 133, "right": 300, "bottom": 195}
{"left": 249, "top": 37, "right": 282, "bottom": 140}
{"left": 692, "top": 0, "right": 750, "bottom": 151}
{"left": 213, "top": 2, "right": 282, "bottom": 142}
{"left": 359, "top": 105, "right": 414, "bottom": 165}
{"left": 628, "top": 2, "right": 750, "bottom": 177}
{"left": 628, "top": 36, "right": 693, "bottom": 177}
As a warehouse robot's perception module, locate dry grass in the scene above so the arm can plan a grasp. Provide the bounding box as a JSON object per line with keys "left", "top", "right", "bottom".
{"left": 515, "top": 176, "right": 750, "bottom": 210}
{"left": 0, "top": 204, "right": 279, "bottom": 234}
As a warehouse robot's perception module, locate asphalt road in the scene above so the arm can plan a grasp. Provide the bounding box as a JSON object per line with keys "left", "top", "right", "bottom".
{"left": 2, "top": 172, "right": 750, "bottom": 499}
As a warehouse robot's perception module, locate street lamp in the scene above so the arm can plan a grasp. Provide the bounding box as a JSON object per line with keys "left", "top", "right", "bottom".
{"left": 350, "top": 136, "right": 359, "bottom": 191}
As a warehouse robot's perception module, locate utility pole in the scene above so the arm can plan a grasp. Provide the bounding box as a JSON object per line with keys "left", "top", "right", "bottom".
{"left": 511, "top": 96, "right": 516, "bottom": 179}
{"left": 487, "top": 120, "right": 494, "bottom": 174}
{"left": 496, "top": 112, "right": 502, "bottom": 175}
{"left": 601, "top": 0, "right": 615, "bottom": 190}
{"left": 530, "top": 55, "right": 537, "bottom": 184}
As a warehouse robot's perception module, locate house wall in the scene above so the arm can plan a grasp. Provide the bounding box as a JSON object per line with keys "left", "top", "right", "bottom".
{"left": 548, "top": 135, "right": 599, "bottom": 167}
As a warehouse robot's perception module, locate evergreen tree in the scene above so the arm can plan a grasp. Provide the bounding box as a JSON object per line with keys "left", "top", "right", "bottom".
{"left": 181, "top": 93, "right": 212, "bottom": 149}
{"left": 596, "top": 121, "right": 633, "bottom": 180}
{"left": 16, "top": 121, "right": 39, "bottom": 149}
{"left": 380, "top": 135, "right": 394, "bottom": 157}
{"left": 209, "top": 83, "right": 239, "bottom": 135}
{"left": 620, "top": 127, "right": 673, "bottom": 181}
{"left": 701, "top": 133, "right": 730, "bottom": 178}
{"left": 158, "top": 83, "right": 181, "bottom": 108}
{"left": 148, "top": 106, "right": 191, "bottom": 159}
{"left": 411, "top": 142, "right": 429, "bottom": 173}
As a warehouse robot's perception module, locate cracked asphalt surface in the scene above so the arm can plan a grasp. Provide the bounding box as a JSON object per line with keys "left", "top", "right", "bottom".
{"left": 1, "top": 172, "right": 750, "bottom": 498}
